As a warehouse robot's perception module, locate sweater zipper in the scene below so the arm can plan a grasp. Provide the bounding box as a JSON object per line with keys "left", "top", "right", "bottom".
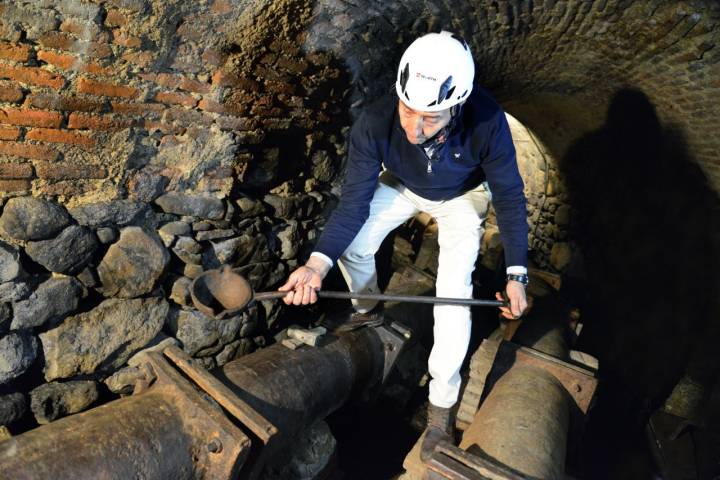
{"left": 417, "top": 145, "right": 434, "bottom": 175}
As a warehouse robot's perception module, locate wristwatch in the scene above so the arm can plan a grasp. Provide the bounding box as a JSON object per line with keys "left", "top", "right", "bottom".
{"left": 506, "top": 273, "right": 529, "bottom": 287}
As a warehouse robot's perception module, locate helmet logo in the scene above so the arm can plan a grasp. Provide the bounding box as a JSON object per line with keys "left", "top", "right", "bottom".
{"left": 415, "top": 72, "right": 437, "bottom": 82}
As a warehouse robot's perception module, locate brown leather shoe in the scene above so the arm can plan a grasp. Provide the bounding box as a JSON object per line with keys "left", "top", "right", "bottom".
{"left": 420, "top": 403, "right": 452, "bottom": 462}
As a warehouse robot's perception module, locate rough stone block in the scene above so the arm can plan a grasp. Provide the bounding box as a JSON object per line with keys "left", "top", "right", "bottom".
{"left": 40, "top": 297, "right": 167, "bottom": 380}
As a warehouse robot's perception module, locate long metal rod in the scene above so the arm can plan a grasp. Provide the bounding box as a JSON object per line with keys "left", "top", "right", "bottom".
{"left": 254, "top": 290, "right": 506, "bottom": 307}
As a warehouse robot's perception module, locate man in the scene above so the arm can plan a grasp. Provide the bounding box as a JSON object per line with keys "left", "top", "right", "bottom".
{"left": 279, "top": 31, "right": 528, "bottom": 461}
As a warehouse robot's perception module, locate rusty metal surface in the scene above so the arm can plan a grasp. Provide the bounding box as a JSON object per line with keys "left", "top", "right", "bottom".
{"left": 456, "top": 337, "right": 503, "bottom": 431}
{"left": 0, "top": 351, "right": 250, "bottom": 480}
{"left": 164, "top": 344, "right": 278, "bottom": 444}
{"left": 460, "top": 365, "right": 570, "bottom": 480}
{"left": 427, "top": 443, "right": 532, "bottom": 480}
{"left": 218, "top": 328, "right": 384, "bottom": 443}
{"left": 490, "top": 342, "right": 598, "bottom": 414}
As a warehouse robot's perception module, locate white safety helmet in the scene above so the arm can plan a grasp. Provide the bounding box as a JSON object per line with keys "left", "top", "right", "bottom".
{"left": 396, "top": 31, "right": 475, "bottom": 112}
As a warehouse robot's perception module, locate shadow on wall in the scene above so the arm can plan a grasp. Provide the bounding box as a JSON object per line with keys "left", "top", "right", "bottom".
{"left": 560, "top": 88, "right": 720, "bottom": 478}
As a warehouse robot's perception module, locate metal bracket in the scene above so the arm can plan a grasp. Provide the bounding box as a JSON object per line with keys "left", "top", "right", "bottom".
{"left": 374, "top": 320, "right": 412, "bottom": 384}
{"left": 138, "top": 351, "right": 253, "bottom": 478}
{"left": 489, "top": 342, "right": 598, "bottom": 414}
{"left": 426, "top": 442, "right": 533, "bottom": 480}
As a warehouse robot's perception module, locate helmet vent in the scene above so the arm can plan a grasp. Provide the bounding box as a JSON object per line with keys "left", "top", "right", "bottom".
{"left": 400, "top": 63, "right": 410, "bottom": 93}
{"left": 437, "top": 75, "right": 453, "bottom": 104}
{"left": 451, "top": 33, "right": 468, "bottom": 51}
{"left": 427, "top": 100, "right": 437, "bottom": 107}
{"left": 458, "top": 89, "right": 468, "bottom": 99}
{"left": 446, "top": 86, "right": 456, "bottom": 100}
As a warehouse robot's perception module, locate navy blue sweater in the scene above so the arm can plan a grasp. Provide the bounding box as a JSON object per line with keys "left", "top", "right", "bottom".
{"left": 314, "top": 87, "right": 528, "bottom": 268}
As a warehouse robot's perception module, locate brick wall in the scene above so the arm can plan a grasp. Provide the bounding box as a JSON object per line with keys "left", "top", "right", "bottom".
{"left": 0, "top": 0, "right": 348, "bottom": 206}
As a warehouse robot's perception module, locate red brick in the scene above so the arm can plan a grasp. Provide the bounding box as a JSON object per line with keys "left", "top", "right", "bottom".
{"left": 276, "top": 56, "right": 308, "bottom": 74}
{"left": 35, "top": 161, "right": 107, "bottom": 180}
{"left": 0, "top": 83, "right": 23, "bottom": 103}
{"left": 60, "top": 19, "right": 110, "bottom": 43}
{"left": 0, "top": 108, "right": 63, "bottom": 128}
{"left": 0, "top": 41, "right": 31, "bottom": 62}
{"left": 38, "top": 49, "right": 76, "bottom": 70}
{"left": 250, "top": 105, "right": 283, "bottom": 117}
{"left": 143, "top": 120, "right": 185, "bottom": 135}
{"left": 0, "top": 65, "right": 65, "bottom": 90}
{"left": 25, "top": 93, "right": 105, "bottom": 113}
{"left": 105, "top": 9, "right": 128, "bottom": 27}
{"left": 198, "top": 98, "right": 226, "bottom": 114}
{"left": 211, "top": 0, "right": 233, "bottom": 14}
{"left": 37, "top": 50, "right": 115, "bottom": 76}
{"left": 215, "top": 116, "right": 256, "bottom": 131}
{"left": 202, "top": 48, "right": 227, "bottom": 67}
{"left": 141, "top": 73, "right": 211, "bottom": 94}
{"left": 154, "top": 91, "right": 197, "bottom": 107}
{"left": 162, "top": 108, "right": 214, "bottom": 126}
{"left": 211, "top": 71, "right": 259, "bottom": 90}
{"left": 68, "top": 113, "right": 135, "bottom": 130}
{"left": 26, "top": 128, "right": 95, "bottom": 148}
{"left": 0, "top": 126, "right": 20, "bottom": 141}
{"left": 204, "top": 96, "right": 249, "bottom": 116}
{"left": 0, "top": 179, "right": 31, "bottom": 192}
{"left": 111, "top": 102, "right": 165, "bottom": 115}
{"left": 121, "top": 51, "right": 154, "bottom": 68}
{"left": 0, "top": 141, "right": 59, "bottom": 161}
{"left": 265, "top": 80, "right": 296, "bottom": 96}
{"left": 156, "top": 73, "right": 181, "bottom": 89}
{"left": 176, "top": 23, "right": 204, "bottom": 42}
{"left": 77, "top": 77, "right": 139, "bottom": 99}
{"left": 82, "top": 63, "right": 116, "bottom": 76}
{"left": 179, "top": 77, "right": 211, "bottom": 94}
{"left": 0, "top": 163, "right": 33, "bottom": 179}
{"left": 112, "top": 30, "right": 142, "bottom": 48}
{"left": 159, "top": 135, "right": 181, "bottom": 148}
{"left": 38, "top": 181, "right": 94, "bottom": 197}
{"left": 38, "top": 32, "right": 112, "bottom": 59}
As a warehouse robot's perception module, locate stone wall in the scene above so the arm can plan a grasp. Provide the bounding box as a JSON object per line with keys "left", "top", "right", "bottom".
{"left": 0, "top": 0, "right": 717, "bottom": 434}
{"left": 0, "top": 0, "right": 351, "bottom": 432}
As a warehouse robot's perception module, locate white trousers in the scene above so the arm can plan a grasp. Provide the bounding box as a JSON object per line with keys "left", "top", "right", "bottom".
{"left": 337, "top": 177, "right": 491, "bottom": 408}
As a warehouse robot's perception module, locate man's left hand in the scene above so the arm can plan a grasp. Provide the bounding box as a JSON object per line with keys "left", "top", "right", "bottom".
{"left": 495, "top": 280, "right": 527, "bottom": 320}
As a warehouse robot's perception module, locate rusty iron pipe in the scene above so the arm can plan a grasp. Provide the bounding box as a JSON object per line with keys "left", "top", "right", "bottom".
{"left": 215, "top": 327, "right": 384, "bottom": 455}
{"left": 459, "top": 365, "right": 571, "bottom": 479}
{"left": 0, "top": 328, "right": 390, "bottom": 479}
{"left": 0, "top": 392, "right": 199, "bottom": 480}
{"left": 458, "top": 314, "right": 575, "bottom": 479}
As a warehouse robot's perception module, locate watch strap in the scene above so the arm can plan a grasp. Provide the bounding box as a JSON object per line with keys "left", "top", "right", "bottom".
{"left": 506, "top": 273, "right": 529, "bottom": 286}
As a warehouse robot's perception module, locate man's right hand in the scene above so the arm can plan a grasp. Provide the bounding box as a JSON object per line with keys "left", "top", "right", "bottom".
{"left": 278, "top": 256, "right": 330, "bottom": 306}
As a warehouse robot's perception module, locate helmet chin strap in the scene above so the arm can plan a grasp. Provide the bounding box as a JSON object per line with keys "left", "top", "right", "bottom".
{"left": 419, "top": 103, "right": 463, "bottom": 151}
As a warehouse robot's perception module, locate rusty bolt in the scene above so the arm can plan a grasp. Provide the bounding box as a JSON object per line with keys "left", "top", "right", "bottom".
{"left": 573, "top": 383, "right": 582, "bottom": 393}
{"left": 207, "top": 438, "right": 223, "bottom": 454}
{"left": 385, "top": 343, "right": 395, "bottom": 352}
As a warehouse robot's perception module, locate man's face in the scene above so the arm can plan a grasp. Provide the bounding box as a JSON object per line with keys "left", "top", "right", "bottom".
{"left": 398, "top": 100, "right": 452, "bottom": 145}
